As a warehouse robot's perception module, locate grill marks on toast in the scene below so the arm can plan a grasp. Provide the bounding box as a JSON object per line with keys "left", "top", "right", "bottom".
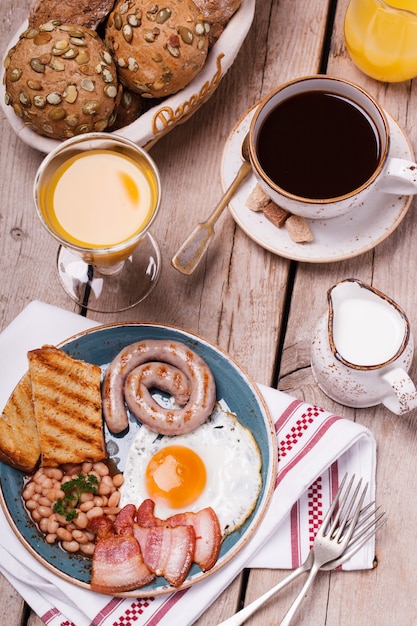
{"left": 0, "top": 372, "right": 41, "bottom": 472}
{"left": 28, "top": 346, "right": 107, "bottom": 467}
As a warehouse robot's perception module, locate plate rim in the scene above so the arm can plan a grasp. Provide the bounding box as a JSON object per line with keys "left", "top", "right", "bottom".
{"left": 0, "top": 321, "right": 277, "bottom": 597}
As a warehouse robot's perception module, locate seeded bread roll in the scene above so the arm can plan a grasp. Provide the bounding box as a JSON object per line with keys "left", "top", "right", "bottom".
{"left": 3, "top": 22, "right": 119, "bottom": 140}
{"left": 28, "top": 0, "right": 116, "bottom": 30}
{"left": 110, "top": 86, "right": 147, "bottom": 130}
{"left": 192, "top": 0, "right": 241, "bottom": 46}
{"left": 105, "top": 0, "right": 209, "bottom": 98}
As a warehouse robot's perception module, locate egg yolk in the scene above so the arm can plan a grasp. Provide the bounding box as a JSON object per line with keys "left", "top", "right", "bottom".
{"left": 145, "top": 445, "right": 207, "bottom": 509}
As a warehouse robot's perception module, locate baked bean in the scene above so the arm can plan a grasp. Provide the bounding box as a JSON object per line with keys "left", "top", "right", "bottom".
{"left": 79, "top": 542, "right": 95, "bottom": 556}
{"left": 93, "top": 462, "right": 109, "bottom": 476}
{"left": 22, "top": 483, "right": 36, "bottom": 500}
{"left": 56, "top": 527, "right": 73, "bottom": 542}
{"left": 43, "top": 467, "right": 64, "bottom": 481}
{"left": 112, "top": 473, "right": 124, "bottom": 488}
{"left": 73, "top": 511, "right": 88, "bottom": 529}
{"left": 39, "top": 496, "right": 52, "bottom": 507}
{"left": 72, "top": 530, "right": 89, "bottom": 544}
{"left": 24, "top": 461, "right": 125, "bottom": 558}
{"left": 79, "top": 500, "right": 95, "bottom": 513}
{"left": 98, "top": 482, "right": 112, "bottom": 496}
{"left": 38, "top": 505, "right": 53, "bottom": 518}
{"left": 86, "top": 506, "right": 104, "bottom": 519}
{"left": 81, "top": 462, "right": 93, "bottom": 474}
{"left": 40, "top": 477, "right": 53, "bottom": 490}
{"left": 45, "top": 488, "right": 65, "bottom": 502}
{"left": 47, "top": 516, "right": 59, "bottom": 535}
{"left": 80, "top": 492, "right": 94, "bottom": 503}
{"left": 103, "top": 507, "right": 121, "bottom": 515}
{"left": 107, "top": 491, "right": 120, "bottom": 508}
{"left": 61, "top": 475, "right": 74, "bottom": 485}
{"left": 62, "top": 540, "right": 80, "bottom": 553}
{"left": 102, "top": 475, "right": 114, "bottom": 487}
{"left": 55, "top": 512, "right": 69, "bottom": 525}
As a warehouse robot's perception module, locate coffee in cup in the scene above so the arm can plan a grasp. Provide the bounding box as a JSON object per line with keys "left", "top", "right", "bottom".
{"left": 249, "top": 75, "right": 417, "bottom": 219}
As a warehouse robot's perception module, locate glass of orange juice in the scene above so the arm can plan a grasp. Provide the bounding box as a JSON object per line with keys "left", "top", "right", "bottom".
{"left": 344, "top": 0, "right": 417, "bottom": 82}
{"left": 34, "top": 133, "right": 161, "bottom": 313}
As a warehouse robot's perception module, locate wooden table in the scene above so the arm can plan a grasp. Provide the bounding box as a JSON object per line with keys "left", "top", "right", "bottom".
{"left": 1, "top": 0, "right": 417, "bottom": 624}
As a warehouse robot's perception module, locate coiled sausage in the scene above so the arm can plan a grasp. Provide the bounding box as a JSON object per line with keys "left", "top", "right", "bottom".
{"left": 102, "top": 340, "right": 216, "bottom": 435}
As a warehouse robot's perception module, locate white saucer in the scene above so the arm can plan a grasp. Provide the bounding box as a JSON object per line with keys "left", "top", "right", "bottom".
{"left": 221, "top": 107, "right": 414, "bottom": 263}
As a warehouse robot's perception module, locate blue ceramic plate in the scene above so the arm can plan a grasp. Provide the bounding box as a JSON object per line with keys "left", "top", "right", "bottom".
{"left": 0, "top": 323, "right": 277, "bottom": 596}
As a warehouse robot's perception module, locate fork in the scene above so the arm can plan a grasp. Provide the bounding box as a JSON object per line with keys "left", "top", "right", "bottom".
{"left": 279, "top": 474, "right": 369, "bottom": 625}
{"left": 217, "top": 474, "right": 385, "bottom": 626}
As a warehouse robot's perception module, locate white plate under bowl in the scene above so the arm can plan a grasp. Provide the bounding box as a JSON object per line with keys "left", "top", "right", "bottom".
{"left": 1, "top": 0, "right": 255, "bottom": 153}
{"left": 222, "top": 107, "right": 414, "bottom": 263}
{"left": 0, "top": 323, "right": 277, "bottom": 597}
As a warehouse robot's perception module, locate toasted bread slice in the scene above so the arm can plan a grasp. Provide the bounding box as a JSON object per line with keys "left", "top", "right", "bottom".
{"left": 0, "top": 372, "right": 41, "bottom": 473}
{"left": 28, "top": 346, "right": 107, "bottom": 467}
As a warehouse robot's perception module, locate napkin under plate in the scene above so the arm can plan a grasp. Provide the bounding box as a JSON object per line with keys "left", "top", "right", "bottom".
{"left": 0, "top": 301, "right": 377, "bottom": 626}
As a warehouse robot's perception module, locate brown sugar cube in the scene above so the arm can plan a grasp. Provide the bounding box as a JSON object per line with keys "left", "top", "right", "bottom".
{"left": 285, "top": 215, "right": 314, "bottom": 243}
{"left": 263, "top": 201, "right": 290, "bottom": 228}
{"left": 246, "top": 184, "right": 271, "bottom": 211}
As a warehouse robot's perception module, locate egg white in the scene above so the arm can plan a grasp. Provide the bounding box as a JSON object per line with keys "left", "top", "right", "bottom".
{"left": 120, "top": 403, "right": 262, "bottom": 536}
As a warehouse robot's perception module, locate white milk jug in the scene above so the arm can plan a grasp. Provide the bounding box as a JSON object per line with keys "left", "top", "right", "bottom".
{"left": 311, "top": 278, "right": 417, "bottom": 415}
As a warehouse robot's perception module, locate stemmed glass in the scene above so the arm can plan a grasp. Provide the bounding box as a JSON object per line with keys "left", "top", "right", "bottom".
{"left": 34, "top": 133, "right": 162, "bottom": 313}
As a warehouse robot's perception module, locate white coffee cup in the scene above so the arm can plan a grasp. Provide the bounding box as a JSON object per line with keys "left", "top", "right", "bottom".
{"left": 248, "top": 75, "right": 417, "bottom": 219}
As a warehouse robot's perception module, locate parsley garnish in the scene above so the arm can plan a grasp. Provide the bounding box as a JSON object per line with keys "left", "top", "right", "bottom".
{"left": 53, "top": 472, "right": 99, "bottom": 522}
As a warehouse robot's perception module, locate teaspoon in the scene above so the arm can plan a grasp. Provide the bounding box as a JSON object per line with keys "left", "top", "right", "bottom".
{"left": 171, "top": 133, "right": 251, "bottom": 275}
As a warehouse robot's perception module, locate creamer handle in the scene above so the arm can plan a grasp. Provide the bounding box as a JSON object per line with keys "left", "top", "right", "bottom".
{"left": 381, "top": 367, "right": 417, "bottom": 415}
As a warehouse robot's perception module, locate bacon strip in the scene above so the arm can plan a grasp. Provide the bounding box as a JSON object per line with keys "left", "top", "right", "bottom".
{"left": 137, "top": 499, "right": 222, "bottom": 571}
{"left": 133, "top": 524, "right": 195, "bottom": 587}
{"left": 91, "top": 534, "right": 155, "bottom": 593}
{"left": 168, "top": 508, "right": 222, "bottom": 571}
{"left": 114, "top": 502, "right": 136, "bottom": 536}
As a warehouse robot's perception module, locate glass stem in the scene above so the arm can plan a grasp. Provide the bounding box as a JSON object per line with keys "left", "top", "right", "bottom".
{"left": 93, "top": 260, "right": 126, "bottom": 275}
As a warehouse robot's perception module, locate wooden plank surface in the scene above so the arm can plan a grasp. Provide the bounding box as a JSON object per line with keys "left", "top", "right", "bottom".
{"left": 246, "top": 1, "right": 417, "bottom": 624}
{"left": 1, "top": 0, "right": 417, "bottom": 624}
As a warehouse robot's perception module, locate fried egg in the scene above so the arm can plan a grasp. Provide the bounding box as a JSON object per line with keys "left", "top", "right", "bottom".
{"left": 120, "top": 404, "right": 262, "bottom": 536}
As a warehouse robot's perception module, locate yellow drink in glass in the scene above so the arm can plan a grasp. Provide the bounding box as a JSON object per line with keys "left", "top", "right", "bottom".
{"left": 34, "top": 133, "right": 162, "bottom": 312}
{"left": 344, "top": 0, "right": 417, "bottom": 82}
{"left": 38, "top": 146, "right": 159, "bottom": 266}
